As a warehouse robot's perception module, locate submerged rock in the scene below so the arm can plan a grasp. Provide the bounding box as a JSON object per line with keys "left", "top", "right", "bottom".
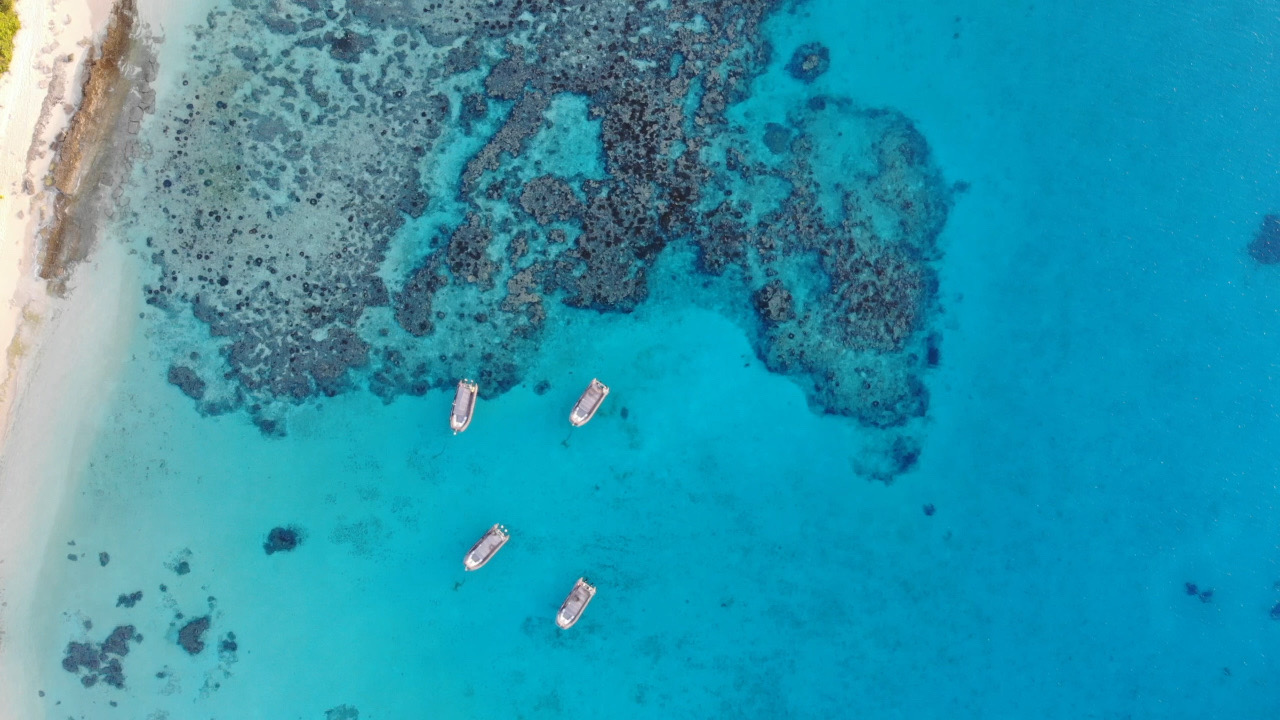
{"left": 786, "top": 42, "right": 830, "bottom": 83}
{"left": 763, "top": 122, "right": 792, "bottom": 154}
{"left": 1248, "top": 214, "right": 1280, "bottom": 264}
{"left": 753, "top": 280, "right": 795, "bottom": 325}
{"left": 99, "top": 658, "right": 125, "bottom": 689}
{"left": 264, "top": 526, "right": 300, "bottom": 555}
{"left": 326, "top": 704, "right": 360, "bottom": 720}
{"left": 61, "top": 641, "right": 100, "bottom": 673}
{"left": 101, "top": 626, "right": 136, "bottom": 657}
{"left": 116, "top": 591, "right": 143, "bottom": 608}
{"left": 178, "top": 616, "right": 211, "bottom": 655}
{"left": 60, "top": 624, "right": 140, "bottom": 689}
{"left": 167, "top": 365, "right": 206, "bottom": 401}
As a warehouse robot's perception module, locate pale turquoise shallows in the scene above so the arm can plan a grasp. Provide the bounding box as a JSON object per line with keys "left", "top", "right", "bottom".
{"left": 23, "top": 0, "right": 1280, "bottom": 718}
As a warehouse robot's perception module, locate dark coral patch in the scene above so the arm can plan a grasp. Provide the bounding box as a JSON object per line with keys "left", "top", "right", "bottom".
{"left": 786, "top": 43, "right": 830, "bottom": 83}
{"left": 1248, "top": 214, "right": 1280, "bottom": 264}
{"left": 100, "top": 626, "right": 137, "bottom": 657}
{"left": 60, "top": 625, "right": 140, "bottom": 689}
{"left": 167, "top": 365, "right": 206, "bottom": 401}
{"left": 264, "top": 526, "right": 301, "bottom": 555}
{"left": 326, "top": 705, "right": 360, "bottom": 720}
{"left": 753, "top": 280, "right": 796, "bottom": 325}
{"left": 178, "top": 616, "right": 211, "bottom": 655}
{"left": 763, "top": 122, "right": 792, "bottom": 154}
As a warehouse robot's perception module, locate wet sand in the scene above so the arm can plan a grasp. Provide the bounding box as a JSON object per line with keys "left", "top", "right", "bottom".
{"left": 0, "top": 0, "right": 162, "bottom": 715}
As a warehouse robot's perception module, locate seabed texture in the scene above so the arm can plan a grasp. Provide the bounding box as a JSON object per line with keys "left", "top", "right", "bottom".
{"left": 135, "top": 0, "right": 949, "bottom": 470}
{"left": 20, "top": 0, "right": 1280, "bottom": 718}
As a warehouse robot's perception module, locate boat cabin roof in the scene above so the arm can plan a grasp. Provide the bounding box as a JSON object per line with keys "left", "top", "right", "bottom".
{"left": 453, "top": 384, "right": 475, "bottom": 421}
{"left": 576, "top": 385, "right": 604, "bottom": 413}
{"left": 469, "top": 532, "right": 505, "bottom": 561}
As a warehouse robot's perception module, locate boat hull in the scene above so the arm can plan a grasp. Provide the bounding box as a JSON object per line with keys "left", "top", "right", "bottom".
{"left": 463, "top": 524, "right": 509, "bottom": 571}
{"left": 569, "top": 379, "right": 609, "bottom": 427}
{"left": 451, "top": 380, "right": 478, "bottom": 434}
{"left": 556, "top": 577, "right": 597, "bottom": 629}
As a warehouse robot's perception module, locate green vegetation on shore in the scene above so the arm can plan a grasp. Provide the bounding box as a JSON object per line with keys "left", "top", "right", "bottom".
{"left": 0, "top": 0, "right": 18, "bottom": 76}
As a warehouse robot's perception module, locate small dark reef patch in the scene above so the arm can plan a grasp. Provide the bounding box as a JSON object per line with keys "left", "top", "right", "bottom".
{"left": 61, "top": 625, "right": 139, "bottom": 689}
{"left": 264, "top": 526, "right": 301, "bottom": 555}
{"left": 178, "top": 616, "right": 211, "bottom": 655}
{"left": 1248, "top": 214, "right": 1280, "bottom": 264}
{"left": 786, "top": 42, "right": 830, "bottom": 83}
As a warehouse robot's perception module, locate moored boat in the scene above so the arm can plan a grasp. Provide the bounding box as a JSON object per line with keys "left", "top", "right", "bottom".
{"left": 463, "top": 524, "right": 509, "bottom": 571}
{"left": 556, "top": 577, "right": 597, "bottom": 629}
{"left": 451, "top": 379, "right": 478, "bottom": 434}
{"left": 568, "top": 379, "right": 609, "bottom": 426}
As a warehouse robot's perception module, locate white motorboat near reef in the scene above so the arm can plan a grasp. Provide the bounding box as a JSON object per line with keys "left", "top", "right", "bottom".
{"left": 451, "top": 379, "right": 478, "bottom": 433}
{"left": 569, "top": 378, "right": 609, "bottom": 426}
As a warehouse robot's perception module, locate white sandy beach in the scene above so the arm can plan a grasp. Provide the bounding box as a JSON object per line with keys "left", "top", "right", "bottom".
{"left": 0, "top": 0, "right": 149, "bottom": 715}
{"left": 0, "top": 0, "right": 115, "bottom": 397}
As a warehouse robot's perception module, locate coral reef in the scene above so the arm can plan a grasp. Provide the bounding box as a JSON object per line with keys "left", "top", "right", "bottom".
{"left": 1185, "top": 582, "right": 1214, "bottom": 603}
{"left": 115, "top": 591, "right": 143, "bottom": 608}
{"left": 1248, "top": 214, "right": 1280, "bottom": 264}
{"left": 264, "top": 526, "right": 301, "bottom": 555}
{"left": 126, "top": 0, "right": 952, "bottom": 480}
{"left": 220, "top": 631, "right": 239, "bottom": 655}
{"left": 60, "top": 625, "right": 139, "bottom": 689}
{"left": 786, "top": 43, "right": 830, "bottom": 83}
{"left": 178, "top": 616, "right": 211, "bottom": 655}
{"left": 168, "top": 365, "right": 206, "bottom": 400}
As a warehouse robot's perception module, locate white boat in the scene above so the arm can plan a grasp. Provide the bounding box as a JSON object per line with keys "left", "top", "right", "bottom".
{"left": 451, "top": 379, "right": 478, "bottom": 434}
{"left": 569, "top": 379, "right": 609, "bottom": 427}
{"left": 556, "top": 577, "right": 597, "bottom": 629}
{"left": 463, "top": 524, "right": 509, "bottom": 571}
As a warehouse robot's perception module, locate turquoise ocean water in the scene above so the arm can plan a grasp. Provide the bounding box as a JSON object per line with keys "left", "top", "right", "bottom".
{"left": 15, "top": 0, "right": 1280, "bottom": 717}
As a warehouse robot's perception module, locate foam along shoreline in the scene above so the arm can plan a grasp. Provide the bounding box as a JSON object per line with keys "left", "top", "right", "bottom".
{"left": 0, "top": 0, "right": 159, "bottom": 715}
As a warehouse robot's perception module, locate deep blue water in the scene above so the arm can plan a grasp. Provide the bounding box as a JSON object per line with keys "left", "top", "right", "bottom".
{"left": 18, "top": 0, "right": 1280, "bottom": 717}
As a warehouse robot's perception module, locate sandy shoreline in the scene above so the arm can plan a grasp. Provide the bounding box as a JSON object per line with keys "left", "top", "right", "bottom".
{"left": 0, "top": 0, "right": 114, "bottom": 402}
{"left": 0, "top": 0, "right": 165, "bottom": 714}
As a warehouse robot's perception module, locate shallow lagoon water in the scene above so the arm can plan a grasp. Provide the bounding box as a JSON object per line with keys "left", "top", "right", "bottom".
{"left": 16, "top": 0, "right": 1280, "bottom": 717}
